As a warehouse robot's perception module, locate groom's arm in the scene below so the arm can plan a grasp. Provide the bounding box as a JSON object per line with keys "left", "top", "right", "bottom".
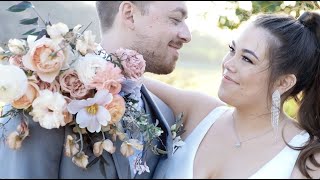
{"left": 143, "top": 77, "right": 225, "bottom": 137}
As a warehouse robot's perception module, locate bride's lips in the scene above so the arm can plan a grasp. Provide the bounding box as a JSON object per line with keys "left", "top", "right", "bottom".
{"left": 222, "top": 74, "right": 240, "bottom": 85}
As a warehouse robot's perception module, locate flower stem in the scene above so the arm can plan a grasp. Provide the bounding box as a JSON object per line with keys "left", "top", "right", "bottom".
{"left": 76, "top": 125, "right": 84, "bottom": 153}
{"left": 31, "top": 6, "right": 46, "bottom": 26}
{"left": 102, "top": 131, "right": 106, "bottom": 140}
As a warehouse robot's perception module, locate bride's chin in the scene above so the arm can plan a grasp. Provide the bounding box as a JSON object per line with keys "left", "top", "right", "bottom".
{"left": 218, "top": 90, "right": 232, "bottom": 105}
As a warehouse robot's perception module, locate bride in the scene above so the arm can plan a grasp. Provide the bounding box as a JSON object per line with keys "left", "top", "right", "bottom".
{"left": 144, "top": 11, "right": 320, "bottom": 179}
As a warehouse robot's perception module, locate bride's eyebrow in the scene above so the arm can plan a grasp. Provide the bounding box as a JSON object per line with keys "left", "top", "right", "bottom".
{"left": 232, "top": 40, "right": 260, "bottom": 61}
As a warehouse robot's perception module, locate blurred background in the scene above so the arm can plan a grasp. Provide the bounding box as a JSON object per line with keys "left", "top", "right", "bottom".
{"left": 1, "top": 1, "right": 319, "bottom": 117}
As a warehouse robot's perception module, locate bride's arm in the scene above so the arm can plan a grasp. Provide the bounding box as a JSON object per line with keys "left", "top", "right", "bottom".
{"left": 143, "top": 77, "right": 225, "bottom": 134}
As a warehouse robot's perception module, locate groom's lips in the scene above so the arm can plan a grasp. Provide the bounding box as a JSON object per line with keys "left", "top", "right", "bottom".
{"left": 169, "top": 44, "right": 182, "bottom": 49}
{"left": 168, "top": 44, "right": 182, "bottom": 58}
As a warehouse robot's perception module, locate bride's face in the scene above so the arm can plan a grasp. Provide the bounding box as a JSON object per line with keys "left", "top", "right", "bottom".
{"left": 218, "top": 24, "right": 272, "bottom": 108}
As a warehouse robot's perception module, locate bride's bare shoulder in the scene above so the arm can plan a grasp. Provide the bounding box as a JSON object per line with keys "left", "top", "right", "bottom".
{"left": 182, "top": 91, "right": 226, "bottom": 139}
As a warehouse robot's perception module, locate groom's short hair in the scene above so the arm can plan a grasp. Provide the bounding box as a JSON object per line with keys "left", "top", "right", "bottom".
{"left": 96, "top": 1, "right": 152, "bottom": 33}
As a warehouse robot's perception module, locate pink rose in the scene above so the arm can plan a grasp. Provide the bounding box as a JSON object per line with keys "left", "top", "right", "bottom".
{"left": 105, "top": 95, "right": 126, "bottom": 124}
{"left": 35, "top": 75, "right": 61, "bottom": 93}
{"left": 114, "top": 48, "right": 146, "bottom": 80}
{"left": 89, "top": 62, "right": 124, "bottom": 95}
{"left": 9, "top": 55, "right": 26, "bottom": 69}
{"left": 59, "top": 69, "right": 90, "bottom": 99}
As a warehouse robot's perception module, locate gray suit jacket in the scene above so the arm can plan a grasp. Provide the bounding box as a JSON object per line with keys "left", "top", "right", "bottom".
{"left": 0, "top": 85, "right": 175, "bottom": 179}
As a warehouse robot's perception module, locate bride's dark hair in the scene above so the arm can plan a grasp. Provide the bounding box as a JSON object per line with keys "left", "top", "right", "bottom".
{"left": 253, "top": 11, "right": 320, "bottom": 178}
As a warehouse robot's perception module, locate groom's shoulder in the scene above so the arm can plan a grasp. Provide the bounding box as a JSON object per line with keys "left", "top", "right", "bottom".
{"left": 143, "top": 86, "right": 175, "bottom": 124}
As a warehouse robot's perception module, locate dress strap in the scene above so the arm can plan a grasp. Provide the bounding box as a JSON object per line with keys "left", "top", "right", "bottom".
{"left": 249, "top": 131, "right": 309, "bottom": 179}
{"left": 185, "top": 106, "right": 230, "bottom": 145}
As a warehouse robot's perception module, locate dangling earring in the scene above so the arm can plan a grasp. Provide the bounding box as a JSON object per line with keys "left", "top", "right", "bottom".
{"left": 271, "top": 90, "right": 281, "bottom": 143}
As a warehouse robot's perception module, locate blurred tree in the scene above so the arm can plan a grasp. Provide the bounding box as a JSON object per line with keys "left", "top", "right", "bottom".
{"left": 218, "top": 1, "right": 320, "bottom": 30}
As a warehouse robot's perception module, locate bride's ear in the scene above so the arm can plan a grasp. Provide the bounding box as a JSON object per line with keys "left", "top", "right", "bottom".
{"left": 119, "top": 1, "right": 135, "bottom": 30}
{"left": 274, "top": 74, "right": 297, "bottom": 95}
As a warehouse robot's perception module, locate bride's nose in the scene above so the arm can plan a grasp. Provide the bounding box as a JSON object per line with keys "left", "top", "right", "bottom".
{"left": 223, "top": 58, "right": 237, "bottom": 73}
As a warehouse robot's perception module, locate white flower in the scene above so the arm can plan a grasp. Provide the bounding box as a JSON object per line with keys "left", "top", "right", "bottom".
{"left": 47, "top": 22, "right": 69, "bottom": 40}
{"left": 0, "top": 64, "right": 28, "bottom": 103}
{"left": 30, "top": 90, "right": 68, "bottom": 129}
{"left": 72, "top": 24, "right": 82, "bottom": 34}
{"left": 76, "top": 30, "right": 98, "bottom": 55}
{"left": 75, "top": 53, "right": 107, "bottom": 86}
{"left": 173, "top": 136, "right": 185, "bottom": 150}
{"left": 8, "top": 39, "right": 27, "bottom": 55}
{"left": 26, "top": 35, "right": 37, "bottom": 49}
{"left": 133, "top": 158, "right": 150, "bottom": 175}
{"left": 67, "top": 90, "right": 113, "bottom": 133}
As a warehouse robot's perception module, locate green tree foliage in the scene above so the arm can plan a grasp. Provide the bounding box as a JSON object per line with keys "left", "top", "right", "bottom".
{"left": 218, "top": 1, "right": 320, "bottom": 30}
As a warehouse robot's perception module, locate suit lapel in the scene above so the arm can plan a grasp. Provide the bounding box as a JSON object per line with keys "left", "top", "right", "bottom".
{"left": 111, "top": 136, "right": 131, "bottom": 179}
{"left": 133, "top": 85, "right": 173, "bottom": 179}
{"left": 141, "top": 84, "right": 173, "bottom": 157}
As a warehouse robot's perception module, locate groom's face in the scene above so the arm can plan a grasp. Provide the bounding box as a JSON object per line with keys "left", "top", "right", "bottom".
{"left": 131, "top": 1, "right": 191, "bottom": 74}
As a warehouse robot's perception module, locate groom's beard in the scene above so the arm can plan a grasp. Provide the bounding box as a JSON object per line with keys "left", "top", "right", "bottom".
{"left": 131, "top": 35, "right": 177, "bottom": 75}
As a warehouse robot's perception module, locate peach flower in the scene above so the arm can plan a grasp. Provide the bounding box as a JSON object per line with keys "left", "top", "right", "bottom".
{"left": 6, "top": 132, "right": 22, "bottom": 150}
{"left": 89, "top": 61, "right": 124, "bottom": 94}
{"left": 105, "top": 95, "right": 126, "bottom": 124}
{"left": 6, "top": 121, "right": 29, "bottom": 150}
{"left": 65, "top": 135, "right": 80, "bottom": 157}
{"left": 120, "top": 139, "right": 143, "bottom": 157}
{"left": 72, "top": 152, "right": 89, "bottom": 169}
{"left": 12, "top": 82, "right": 40, "bottom": 109}
{"left": 22, "top": 36, "right": 67, "bottom": 83}
{"left": 93, "top": 139, "right": 116, "bottom": 157}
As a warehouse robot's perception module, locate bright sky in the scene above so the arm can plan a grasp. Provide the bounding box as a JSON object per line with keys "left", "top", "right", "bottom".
{"left": 82, "top": 1, "right": 243, "bottom": 41}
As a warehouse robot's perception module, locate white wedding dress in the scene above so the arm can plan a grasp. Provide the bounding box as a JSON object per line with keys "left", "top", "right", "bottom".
{"left": 164, "top": 106, "right": 310, "bottom": 179}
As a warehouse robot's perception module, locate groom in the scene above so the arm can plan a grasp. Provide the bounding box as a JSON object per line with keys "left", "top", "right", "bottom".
{"left": 0, "top": 1, "right": 191, "bottom": 179}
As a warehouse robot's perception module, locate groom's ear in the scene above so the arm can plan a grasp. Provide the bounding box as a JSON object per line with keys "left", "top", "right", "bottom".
{"left": 119, "top": 1, "right": 135, "bottom": 30}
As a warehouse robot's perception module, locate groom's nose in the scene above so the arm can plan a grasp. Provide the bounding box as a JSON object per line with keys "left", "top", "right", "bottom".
{"left": 178, "top": 23, "right": 191, "bottom": 43}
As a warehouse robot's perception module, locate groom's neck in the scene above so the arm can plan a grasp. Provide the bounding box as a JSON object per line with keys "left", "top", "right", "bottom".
{"left": 100, "top": 30, "right": 130, "bottom": 53}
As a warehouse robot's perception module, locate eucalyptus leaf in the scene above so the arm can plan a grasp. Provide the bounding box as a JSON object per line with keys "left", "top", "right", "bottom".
{"left": 7, "top": 1, "right": 33, "bottom": 12}
{"left": 35, "top": 29, "right": 49, "bottom": 41}
{"left": 22, "top": 28, "right": 37, "bottom": 35}
{"left": 20, "top": 17, "right": 38, "bottom": 25}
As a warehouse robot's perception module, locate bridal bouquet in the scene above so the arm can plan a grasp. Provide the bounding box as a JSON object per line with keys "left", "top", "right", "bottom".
{"left": 0, "top": 1, "right": 168, "bottom": 175}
